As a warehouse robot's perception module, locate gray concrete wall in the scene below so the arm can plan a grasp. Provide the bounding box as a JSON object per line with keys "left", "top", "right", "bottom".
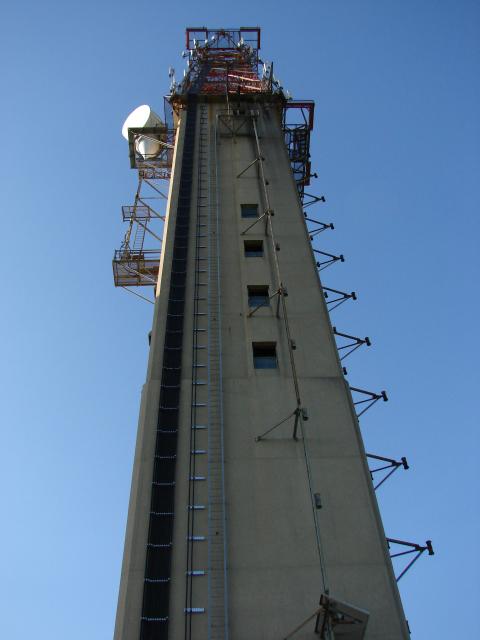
{"left": 113, "top": 97, "right": 410, "bottom": 640}
{"left": 211, "top": 100, "right": 409, "bottom": 639}
{"left": 113, "top": 112, "right": 187, "bottom": 640}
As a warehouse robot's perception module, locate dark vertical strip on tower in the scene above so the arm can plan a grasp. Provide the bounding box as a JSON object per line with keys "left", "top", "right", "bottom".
{"left": 140, "top": 96, "right": 197, "bottom": 640}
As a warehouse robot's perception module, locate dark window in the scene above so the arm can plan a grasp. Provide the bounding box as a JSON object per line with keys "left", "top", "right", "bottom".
{"left": 244, "top": 240, "right": 263, "bottom": 257}
{"left": 253, "top": 342, "right": 277, "bottom": 369}
{"left": 248, "top": 285, "right": 270, "bottom": 308}
{"left": 241, "top": 203, "right": 258, "bottom": 218}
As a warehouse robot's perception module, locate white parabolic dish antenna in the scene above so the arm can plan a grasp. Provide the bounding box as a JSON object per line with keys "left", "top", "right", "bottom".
{"left": 121, "top": 104, "right": 164, "bottom": 159}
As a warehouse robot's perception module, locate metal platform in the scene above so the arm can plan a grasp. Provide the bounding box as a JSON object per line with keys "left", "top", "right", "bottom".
{"left": 112, "top": 249, "right": 160, "bottom": 287}
{"left": 126, "top": 125, "right": 175, "bottom": 172}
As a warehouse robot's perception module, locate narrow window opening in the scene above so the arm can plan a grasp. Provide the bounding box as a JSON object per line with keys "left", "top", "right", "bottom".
{"left": 252, "top": 342, "right": 277, "bottom": 369}
{"left": 244, "top": 240, "right": 263, "bottom": 257}
{"left": 248, "top": 285, "right": 270, "bottom": 308}
{"left": 241, "top": 203, "right": 259, "bottom": 218}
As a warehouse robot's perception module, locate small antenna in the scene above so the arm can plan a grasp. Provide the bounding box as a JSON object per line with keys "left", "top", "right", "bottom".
{"left": 168, "top": 67, "right": 176, "bottom": 93}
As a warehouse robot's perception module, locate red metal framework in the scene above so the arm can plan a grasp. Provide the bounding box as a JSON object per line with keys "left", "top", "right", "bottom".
{"left": 180, "top": 28, "right": 265, "bottom": 95}
{"left": 113, "top": 172, "right": 167, "bottom": 290}
{"left": 186, "top": 27, "right": 260, "bottom": 52}
{"left": 126, "top": 126, "right": 176, "bottom": 175}
{"left": 283, "top": 101, "right": 315, "bottom": 130}
{"left": 112, "top": 249, "right": 160, "bottom": 287}
{"left": 201, "top": 61, "right": 263, "bottom": 95}
{"left": 282, "top": 101, "right": 315, "bottom": 201}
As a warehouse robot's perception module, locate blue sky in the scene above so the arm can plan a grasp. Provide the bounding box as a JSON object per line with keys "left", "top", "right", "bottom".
{"left": 0, "top": 1, "right": 478, "bottom": 637}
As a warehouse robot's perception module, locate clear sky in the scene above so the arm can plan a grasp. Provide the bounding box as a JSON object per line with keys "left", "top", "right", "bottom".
{"left": 0, "top": 1, "right": 478, "bottom": 638}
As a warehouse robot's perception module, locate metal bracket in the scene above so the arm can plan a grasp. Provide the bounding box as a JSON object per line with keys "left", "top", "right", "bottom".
{"left": 141, "top": 178, "right": 169, "bottom": 199}
{"left": 333, "top": 327, "right": 371, "bottom": 361}
{"left": 275, "top": 285, "right": 288, "bottom": 318}
{"left": 293, "top": 407, "right": 308, "bottom": 440}
{"left": 121, "top": 286, "right": 155, "bottom": 304}
{"left": 349, "top": 386, "right": 388, "bottom": 418}
{"left": 247, "top": 288, "right": 280, "bottom": 318}
{"left": 217, "top": 112, "right": 251, "bottom": 137}
{"left": 366, "top": 453, "right": 409, "bottom": 490}
{"left": 237, "top": 155, "right": 264, "bottom": 178}
{"left": 254, "top": 406, "right": 308, "bottom": 442}
{"left": 240, "top": 209, "right": 273, "bottom": 235}
{"left": 323, "top": 287, "right": 357, "bottom": 311}
{"left": 304, "top": 213, "right": 334, "bottom": 238}
{"left": 386, "top": 538, "right": 434, "bottom": 582}
{"left": 314, "top": 249, "right": 345, "bottom": 271}
{"left": 302, "top": 193, "right": 326, "bottom": 208}
{"left": 283, "top": 593, "right": 369, "bottom": 640}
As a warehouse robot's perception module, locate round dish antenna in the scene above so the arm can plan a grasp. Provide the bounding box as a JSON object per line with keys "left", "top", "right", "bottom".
{"left": 121, "top": 105, "right": 164, "bottom": 159}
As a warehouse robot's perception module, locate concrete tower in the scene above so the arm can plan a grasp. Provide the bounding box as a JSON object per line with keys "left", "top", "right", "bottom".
{"left": 113, "top": 28, "right": 419, "bottom": 640}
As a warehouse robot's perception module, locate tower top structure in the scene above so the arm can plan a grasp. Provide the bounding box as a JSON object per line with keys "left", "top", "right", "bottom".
{"left": 172, "top": 27, "right": 278, "bottom": 100}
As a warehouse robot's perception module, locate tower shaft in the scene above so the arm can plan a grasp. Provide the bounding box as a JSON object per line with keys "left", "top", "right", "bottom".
{"left": 114, "top": 29, "right": 410, "bottom": 640}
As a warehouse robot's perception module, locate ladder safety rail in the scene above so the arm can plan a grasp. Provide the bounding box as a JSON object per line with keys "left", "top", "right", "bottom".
{"left": 184, "top": 102, "right": 228, "bottom": 640}
{"left": 209, "top": 105, "right": 229, "bottom": 640}
{"left": 185, "top": 100, "right": 207, "bottom": 640}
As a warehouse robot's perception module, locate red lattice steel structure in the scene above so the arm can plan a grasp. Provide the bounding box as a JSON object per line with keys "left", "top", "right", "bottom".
{"left": 186, "top": 27, "right": 260, "bottom": 52}
{"left": 112, "top": 249, "right": 160, "bottom": 287}
{"left": 283, "top": 101, "right": 315, "bottom": 200}
{"left": 172, "top": 29, "right": 316, "bottom": 203}
{"left": 182, "top": 28, "right": 265, "bottom": 95}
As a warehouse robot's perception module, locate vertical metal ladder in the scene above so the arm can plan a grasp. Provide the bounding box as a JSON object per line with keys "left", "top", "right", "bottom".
{"left": 132, "top": 217, "right": 146, "bottom": 252}
{"left": 185, "top": 103, "right": 209, "bottom": 633}
{"left": 185, "top": 103, "right": 228, "bottom": 640}
{"left": 207, "top": 111, "right": 228, "bottom": 640}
